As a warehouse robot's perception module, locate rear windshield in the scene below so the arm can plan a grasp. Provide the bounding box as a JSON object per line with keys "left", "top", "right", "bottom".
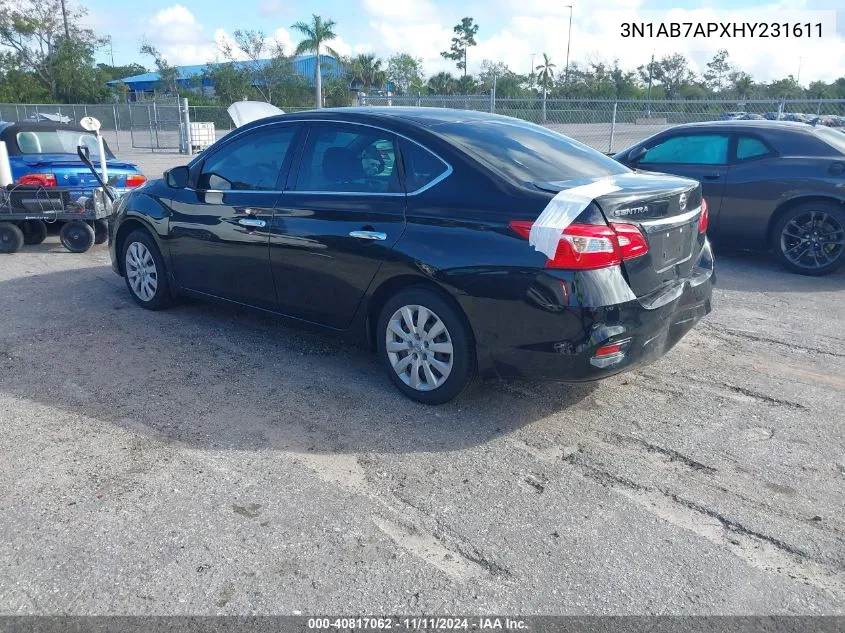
{"left": 14, "top": 129, "right": 115, "bottom": 160}
{"left": 813, "top": 127, "right": 845, "bottom": 155}
{"left": 436, "top": 119, "right": 629, "bottom": 184}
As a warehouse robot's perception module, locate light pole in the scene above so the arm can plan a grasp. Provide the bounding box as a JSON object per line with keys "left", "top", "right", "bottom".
{"left": 529, "top": 52, "right": 536, "bottom": 88}
{"left": 796, "top": 56, "right": 802, "bottom": 85}
{"left": 563, "top": 5, "right": 573, "bottom": 91}
{"left": 108, "top": 37, "right": 115, "bottom": 68}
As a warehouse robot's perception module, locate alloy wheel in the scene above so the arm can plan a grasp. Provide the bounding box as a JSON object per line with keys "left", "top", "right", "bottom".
{"left": 385, "top": 304, "right": 454, "bottom": 391}
{"left": 125, "top": 241, "right": 158, "bottom": 302}
{"left": 780, "top": 210, "right": 845, "bottom": 271}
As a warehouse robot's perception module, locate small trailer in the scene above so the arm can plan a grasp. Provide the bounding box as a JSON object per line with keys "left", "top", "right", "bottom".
{"left": 0, "top": 116, "right": 117, "bottom": 255}
{"left": 0, "top": 185, "right": 114, "bottom": 253}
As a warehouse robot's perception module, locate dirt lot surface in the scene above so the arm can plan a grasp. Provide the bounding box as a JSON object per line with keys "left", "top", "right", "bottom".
{"left": 0, "top": 232, "right": 843, "bottom": 615}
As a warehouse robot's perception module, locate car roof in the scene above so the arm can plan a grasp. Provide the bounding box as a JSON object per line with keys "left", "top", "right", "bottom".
{"left": 671, "top": 120, "right": 816, "bottom": 133}
{"left": 239, "top": 107, "right": 522, "bottom": 134}
{"left": 0, "top": 121, "right": 90, "bottom": 135}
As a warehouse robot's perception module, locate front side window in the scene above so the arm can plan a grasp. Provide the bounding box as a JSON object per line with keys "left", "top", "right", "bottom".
{"left": 640, "top": 134, "right": 730, "bottom": 165}
{"left": 198, "top": 126, "right": 295, "bottom": 191}
{"left": 401, "top": 139, "right": 449, "bottom": 192}
{"left": 736, "top": 136, "right": 770, "bottom": 160}
{"left": 295, "top": 126, "right": 400, "bottom": 193}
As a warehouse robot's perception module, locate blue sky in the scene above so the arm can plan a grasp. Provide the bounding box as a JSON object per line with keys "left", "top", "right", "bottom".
{"left": 83, "top": 0, "right": 844, "bottom": 83}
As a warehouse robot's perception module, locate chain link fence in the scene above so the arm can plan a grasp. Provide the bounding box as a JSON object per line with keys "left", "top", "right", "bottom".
{"left": 3, "top": 97, "right": 844, "bottom": 156}
{"left": 360, "top": 95, "right": 845, "bottom": 153}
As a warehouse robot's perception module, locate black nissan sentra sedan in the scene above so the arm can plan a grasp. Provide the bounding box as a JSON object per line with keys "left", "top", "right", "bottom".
{"left": 109, "top": 108, "right": 714, "bottom": 404}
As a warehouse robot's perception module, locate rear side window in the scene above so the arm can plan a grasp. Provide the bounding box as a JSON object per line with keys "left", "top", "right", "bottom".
{"left": 295, "top": 125, "right": 400, "bottom": 193}
{"left": 437, "top": 120, "right": 627, "bottom": 184}
{"left": 401, "top": 139, "right": 448, "bottom": 192}
{"left": 641, "top": 134, "right": 729, "bottom": 165}
{"left": 736, "top": 136, "right": 770, "bottom": 160}
{"left": 813, "top": 127, "right": 845, "bottom": 155}
{"left": 198, "top": 126, "right": 295, "bottom": 191}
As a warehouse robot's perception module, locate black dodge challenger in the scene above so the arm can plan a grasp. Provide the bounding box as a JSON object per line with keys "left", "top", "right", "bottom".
{"left": 109, "top": 108, "right": 714, "bottom": 404}
{"left": 614, "top": 120, "right": 845, "bottom": 276}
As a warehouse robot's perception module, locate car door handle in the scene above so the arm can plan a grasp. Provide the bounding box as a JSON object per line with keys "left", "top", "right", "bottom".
{"left": 349, "top": 230, "right": 387, "bottom": 241}
{"left": 702, "top": 174, "right": 721, "bottom": 180}
{"left": 237, "top": 218, "right": 266, "bottom": 228}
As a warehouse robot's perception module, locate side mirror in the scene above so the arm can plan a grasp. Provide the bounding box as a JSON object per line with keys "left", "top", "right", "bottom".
{"left": 628, "top": 147, "right": 647, "bottom": 163}
{"left": 165, "top": 165, "right": 189, "bottom": 189}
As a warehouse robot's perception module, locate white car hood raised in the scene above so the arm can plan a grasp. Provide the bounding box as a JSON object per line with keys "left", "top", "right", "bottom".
{"left": 227, "top": 101, "right": 285, "bottom": 128}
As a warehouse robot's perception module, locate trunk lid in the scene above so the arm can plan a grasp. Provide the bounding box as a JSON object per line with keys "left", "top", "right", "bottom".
{"left": 535, "top": 172, "right": 704, "bottom": 298}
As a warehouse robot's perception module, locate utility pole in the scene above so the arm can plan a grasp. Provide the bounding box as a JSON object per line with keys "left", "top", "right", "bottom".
{"left": 530, "top": 53, "right": 536, "bottom": 88}
{"left": 796, "top": 57, "right": 802, "bottom": 85}
{"left": 646, "top": 51, "right": 654, "bottom": 117}
{"left": 563, "top": 5, "right": 573, "bottom": 89}
{"left": 60, "top": 0, "right": 70, "bottom": 38}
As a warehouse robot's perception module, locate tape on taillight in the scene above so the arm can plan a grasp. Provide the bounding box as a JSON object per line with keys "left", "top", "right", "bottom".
{"left": 528, "top": 179, "right": 621, "bottom": 259}
{"left": 698, "top": 198, "right": 709, "bottom": 234}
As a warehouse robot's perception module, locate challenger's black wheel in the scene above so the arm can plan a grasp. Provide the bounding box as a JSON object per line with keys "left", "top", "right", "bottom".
{"left": 22, "top": 220, "right": 48, "bottom": 245}
{"left": 377, "top": 287, "right": 475, "bottom": 405}
{"left": 59, "top": 220, "right": 95, "bottom": 253}
{"left": 773, "top": 202, "right": 845, "bottom": 276}
{"left": 0, "top": 222, "right": 24, "bottom": 254}
{"left": 94, "top": 219, "right": 109, "bottom": 245}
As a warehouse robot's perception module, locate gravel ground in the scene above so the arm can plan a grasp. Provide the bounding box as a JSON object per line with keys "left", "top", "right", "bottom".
{"left": 0, "top": 233, "right": 843, "bottom": 615}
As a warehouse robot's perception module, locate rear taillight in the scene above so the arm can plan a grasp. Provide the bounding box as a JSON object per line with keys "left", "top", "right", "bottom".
{"left": 509, "top": 220, "right": 649, "bottom": 270}
{"left": 125, "top": 174, "right": 147, "bottom": 188}
{"left": 15, "top": 173, "right": 56, "bottom": 187}
{"left": 698, "top": 198, "right": 709, "bottom": 234}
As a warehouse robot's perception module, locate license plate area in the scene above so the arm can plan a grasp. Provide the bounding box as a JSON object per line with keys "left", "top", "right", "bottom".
{"left": 656, "top": 222, "right": 695, "bottom": 270}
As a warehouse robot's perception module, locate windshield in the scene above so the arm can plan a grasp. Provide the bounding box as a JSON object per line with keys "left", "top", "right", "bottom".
{"left": 813, "top": 126, "right": 845, "bottom": 155}
{"left": 437, "top": 119, "right": 629, "bottom": 185}
{"left": 15, "top": 129, "right": 115, "bottom": 160}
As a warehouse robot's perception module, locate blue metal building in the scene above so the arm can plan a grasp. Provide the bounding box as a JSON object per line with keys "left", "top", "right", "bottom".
{"left": 108, "top": 54, "right": 343, "bottom": 98}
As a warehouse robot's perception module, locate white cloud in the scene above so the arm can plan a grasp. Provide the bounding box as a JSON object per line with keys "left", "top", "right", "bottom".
{"left": 144, "top": 5, "right": 216, "bottom": 65}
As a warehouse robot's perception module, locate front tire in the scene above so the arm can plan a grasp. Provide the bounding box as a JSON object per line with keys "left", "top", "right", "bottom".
{"left": 122, "top": 229, "right": 173, "bottom": 310}
{"left": 376, "top": 287, "right": 475, "bottom": 405}
{"left": 773, "top": 202, "right": 845, "bottom": 276}
{"left": 0, "top": 222, "right": 24, "bottom": 254}
{"left": 59, "top": 220, "right": 95, "bottom": 253}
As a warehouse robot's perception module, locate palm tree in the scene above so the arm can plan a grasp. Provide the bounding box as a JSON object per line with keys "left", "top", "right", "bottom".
{"left": 354, "top": 54, "right": 387, "bottom": 93}
{"left": 291, "top": 14, "right": 339, "bottom": 108}
{"left": 535, "top": 53, "right": 556, "bottom": 122}
{"left": 427, "top": 72, "right": 457, "bottom": 96}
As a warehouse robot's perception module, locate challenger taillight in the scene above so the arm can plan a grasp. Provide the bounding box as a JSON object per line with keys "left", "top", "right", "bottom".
{"left": 15, "top": 173, "right": 57, "bottom": 187}
{"left": 125, "top": 174, "right": 147, "bottom": 188}
{"left": 698, "top": 198, "right": 709, "bottom": 234}
{"left": 509, "top": 220, "right": 649, "bottom": 270}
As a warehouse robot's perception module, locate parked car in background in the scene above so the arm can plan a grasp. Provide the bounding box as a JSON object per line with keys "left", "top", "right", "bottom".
{"left": 614, "top": 120, "right": 845, "bottom": 275}
{"left": 0, "top": 121, "right": 146, "bottom": 200}
{"left": 109, "top": 108, "right": 713, "bottom": 404}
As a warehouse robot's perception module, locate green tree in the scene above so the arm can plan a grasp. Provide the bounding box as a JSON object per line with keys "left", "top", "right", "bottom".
{"left": 219, "top": 29, "right": 287, "bottom": 103}
{"left": 387, "top": 53, "right": 424, "bottom": 95}
{"left": 352, "top": 53, "right": 386, "bottom": 92}
{"left": 139, "top": 44, "right": 179, "bottom": 95}
{"left": 204, "top": 61, "right": 253, "bottom": 104}
{"left": 730, "top": 71, "right": 754, "bottom": 99}
{"left": 652, "top": 54, "right": 695, "bottom": 99}
{"left": 0, "top": 0, "right": 106, "bottom": 101}
{"left": 291, "top": 14, "right": 339, "bottom": 108}
{"left": 455, "top": 74, "right": 477, "bottom": 94}
{"left": 535, "top": 53, "right": 555, "bottom": 96}
{"left": 807, "top": 80, "right": 831, "bottom": 100}
{"left": 427, "top": 71, "right": 457, "bottom": 95}
{"left": 440, "top": 17, "right": 478, "bottom": 77}
{"left": 703, "top": 49, "right": 732, "bottom": 93}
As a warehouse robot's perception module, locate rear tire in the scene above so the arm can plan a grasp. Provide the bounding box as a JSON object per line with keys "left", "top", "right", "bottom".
{"left": 94, "top": 219, "right": 108, "bottom": 245}
{"left": 122, "top": 229, "right": 173, "bottom": 310}
{"left": 22, "top": 220, "right": 47, "bottom": 245}
{"left": 772, "top": 202, "right": 845, "bottom": 276}
{"left": 0, "top": 222, "right": 24, "bottom": 254}
{"left": 59, "top": 220, "right": 95, "bottom": 253}
{"left": 376, "top": 287, "right": 475, "bottom": 405}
